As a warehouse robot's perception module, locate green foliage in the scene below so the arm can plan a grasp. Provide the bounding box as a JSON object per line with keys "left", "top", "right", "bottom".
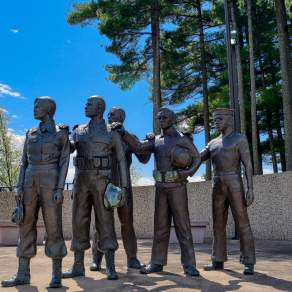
{"left": 0, "top": 109, "right": 21, "bottom": 190}
{"left": 67, "top": 0, "right": 292, "bottom": 172}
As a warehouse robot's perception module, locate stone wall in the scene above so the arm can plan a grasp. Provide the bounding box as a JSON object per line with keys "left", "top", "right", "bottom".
{"left": 0, "top": 171, "right": 291, "bottom": 241}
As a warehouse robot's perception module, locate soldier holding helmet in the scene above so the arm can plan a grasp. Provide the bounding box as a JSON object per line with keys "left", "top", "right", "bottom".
{"left": 114, "top": 107, "right": 201, "bottom": 277}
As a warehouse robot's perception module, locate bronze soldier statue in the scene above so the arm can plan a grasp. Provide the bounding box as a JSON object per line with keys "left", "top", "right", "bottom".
{"left": 62, "top": 96, "right": 128, "bottom": 280}
{"left": 90, "top": 107, "right": 151, "bottom": 271}
{"left": 114, "top": 107, "right": 201, "bottom": 277}
{"left": 2, "top": 96, "right": 70, "bottom": 288}
{"left": 201, "top": 108, "right": 256, "bottom": 275}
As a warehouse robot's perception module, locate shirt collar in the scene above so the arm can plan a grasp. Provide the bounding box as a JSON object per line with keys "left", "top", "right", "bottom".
{"left": 88, "top": 118, "right": 106, "bottom": 129}
{"left": 39, "top": 119, "right": 56, "bottom": 133}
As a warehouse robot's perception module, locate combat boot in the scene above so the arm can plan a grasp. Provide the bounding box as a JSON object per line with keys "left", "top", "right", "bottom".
{"left": 127, "top": 257, "right": 142, "bottom": 269}
{"left": 90, "top": 251, "right": 103, "bottom": 271}
{"left": 203, "top": 261, "right": 224, "bottom": 271}
{"left": 183, "top": 265, "right": 200, "bottom": 277}
{"left": 49, "top": 259, "right": 62, "bottom": 288}
{"left": 1, "top": 257, "right": 30, "bottom": 287}
{"left": 243, "top": 264, "right": 254, "bottom": 275}
{"left": 140, "top": 263, "right": 163, "bottom": 274}
{"left": 105, "top": 250, "right": 118, "bottom": 280}
{"left": 62, "top": 251, "right": 85, "bottom": 278}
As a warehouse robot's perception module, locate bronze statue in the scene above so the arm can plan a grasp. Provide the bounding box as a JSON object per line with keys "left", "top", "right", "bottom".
{"left": 62, "top": 96, "right": 128, "bottom": 280}
{"left": 90, "top": 107, "right": 151, "bottom": 271}
{"left": 114, "top": 108, "right": 201, "bottom": 277}
{"left": 2, "top": 96, "right": 70, "bottom": 288}
{"left": 201, "top": 108, "right": 256, "bottom": 275}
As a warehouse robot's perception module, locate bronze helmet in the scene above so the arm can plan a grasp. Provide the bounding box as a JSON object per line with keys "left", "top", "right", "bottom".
{"left": 171, "top": 145, "right": 193, "bottom": 169}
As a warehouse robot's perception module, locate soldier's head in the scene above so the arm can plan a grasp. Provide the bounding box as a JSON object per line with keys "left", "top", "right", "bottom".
{"left": 34, "top": 96, "right": 56, "bottom": 121}
{"left": 85, "top": 95, "right": 106, "bottom": 118}
{"left": 213, "top": 108, "right": 234, "bottom": 132}
{"left": 157, "top": 108, "right": 176, "bottom": 130}
{"left": 108, "top": 107, "right": 126, "bottom": 124}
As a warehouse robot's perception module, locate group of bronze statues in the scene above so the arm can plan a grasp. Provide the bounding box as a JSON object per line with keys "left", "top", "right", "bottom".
{"left": 1, "top": 95, "right": 256, "bottom": 288}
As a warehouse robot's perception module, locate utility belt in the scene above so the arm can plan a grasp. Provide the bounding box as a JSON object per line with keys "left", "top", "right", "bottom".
{"left": 73, "top": 156, "right": 111, "bottom": 170}
{"left": 213, "top": 171, "right": 240, "bottom": 178}
{"left": 27, "top": 163, "right": 58, "bottom": 171}
{"left": 153, "top": 170, "right": 181, "bottom": 183}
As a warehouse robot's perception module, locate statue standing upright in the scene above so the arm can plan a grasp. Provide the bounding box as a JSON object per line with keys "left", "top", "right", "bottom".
{"left": 2, "top": 96, "right": 70, "bottom": 288}
{"left": 201, "top": 108, "right": 256, "bottom": 275}
{"left": 62, "top": 96, "right": 128, "bottom": 280}
{"left": 115, "top": 108, "right": 201, "bottom": 277}
{"left": 90, "top": 107, "right": 151, "bottom": 271}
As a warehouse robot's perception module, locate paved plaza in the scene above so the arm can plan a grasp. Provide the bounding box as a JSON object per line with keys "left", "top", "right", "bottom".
{"left": 0, "top": 240, "right": 291, "bottom": 292}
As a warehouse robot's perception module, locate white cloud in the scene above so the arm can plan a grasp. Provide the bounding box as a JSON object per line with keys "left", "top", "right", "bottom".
{"left": 7, "top": 128, "right": 25, "bottom": 151}
{"left": 0, "top": 82, "right": 24, "bottom": 99}
{"left": 0, "top": 107, "right": 8, "bottom": 113}
{"left": 133, "top": 176, "right": 154, "bottom": 186}
{"left": 10, "top": 28, "right": 19, "bottom": 34}
{"left": 262, "top": 168, "right": 273, "bottom": 175}
{"left": 188, "top": 176, "right": 204, "bottom": 182}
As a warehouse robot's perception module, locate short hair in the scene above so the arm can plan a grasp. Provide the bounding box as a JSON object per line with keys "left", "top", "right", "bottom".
{"left": 110, "top": 107, "right": 126, "bottom": 123}
{"left": 88, "top": 95, "right": 106, "bottom": 114}
{"left": 158, "top": 107, "right": 176, "bottom": 123}
{"left": 34, "top": 96, "right": 56, "bottom": 118}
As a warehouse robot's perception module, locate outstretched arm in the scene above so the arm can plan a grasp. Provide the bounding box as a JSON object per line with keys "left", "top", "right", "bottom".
{"left": 122, "top": 130, "right": 154, "bottom": 154}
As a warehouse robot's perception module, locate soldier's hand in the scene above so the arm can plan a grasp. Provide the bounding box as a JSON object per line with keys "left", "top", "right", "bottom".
{"left": 54, "top": 189, "right": 64, "bottom": 204}
{"left": 177, "top": 169, "right": 191, "bottom": 180}
{"left": 119, "top": 187, "right": 127, "bottom": 207}
{"left": 245, "top": 189, "right": 254, "bottom": 207}
{"left": 145, "top": 133, "right": 155, "bottom": 140}
{"left": 110, "top": 122, "right": 125, "bottom": 134}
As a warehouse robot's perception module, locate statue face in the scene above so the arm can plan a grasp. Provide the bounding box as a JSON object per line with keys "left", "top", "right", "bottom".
{"left": 85, "top": 98, "right": 99, "bottom": 118}
{"left": 157, "top": 111, "right": 174, "bottom": 130}
{"left": 108, "top": 109, "right": 121, "bottom": 124}
{"left": 34, "top": 100, "right": 48, "bottom": 120}
{"left": 213, "top": 114, "right": 230, "bottom": 132}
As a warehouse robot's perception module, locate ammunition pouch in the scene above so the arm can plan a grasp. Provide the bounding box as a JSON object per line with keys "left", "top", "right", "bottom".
{"left": 73, "top": 156, "right": 111, "bottom": 171}
{"left": 153, "top": 170, "right": 180, "bottom": 183}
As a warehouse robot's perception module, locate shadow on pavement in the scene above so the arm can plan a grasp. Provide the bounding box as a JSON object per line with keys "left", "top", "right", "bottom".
{"left": 223, "top": 269, "right": 292, "bottom": 292}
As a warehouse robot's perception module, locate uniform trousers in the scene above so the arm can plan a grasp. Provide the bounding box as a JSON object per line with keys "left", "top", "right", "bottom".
{"left": 211, "top": 174, "right": 256, "bottom": 265}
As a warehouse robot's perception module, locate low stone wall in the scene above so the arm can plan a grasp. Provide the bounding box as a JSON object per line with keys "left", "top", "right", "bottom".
{"left": 0, "top": 171, "right": 291, "bottom": 241}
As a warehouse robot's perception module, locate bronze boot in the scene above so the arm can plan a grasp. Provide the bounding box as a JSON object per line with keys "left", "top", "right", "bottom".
{"left": 49, "top": 259, "right": 62, "bottom": 288}
{"left": 105, "top": 250, "right": 118, "bottom": 280}
{"left": 204, "top": 261, "right": 224, "bottom": 271}
{"left": 243, "top": 264, "right": 254, "bottom": 275}
{"left": 140, "top": 263, "right": 163, "bottom": 274}
{"left": 90, "top": 251, "right": 103, "bottom": 271}
{"left": 1, "top": 257, "right": 30, "bottom": 287}
{"left": 62, "top": 251, "right": 85, "bottom": 278}
{"left": 127, "top": 257, "right": 142, "bottom": 269}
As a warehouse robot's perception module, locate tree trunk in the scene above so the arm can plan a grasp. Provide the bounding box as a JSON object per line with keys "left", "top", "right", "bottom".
{"left": 275, "top": 110, "right": 286, "bottom": 171}
{"left": 197, "top": 0, "right": 211, "bottom": 180}
{"left": 151, "top": 0, "right": 162, "bottom": 135}
{"left": 267, "top": 112, "right": 278, "bottom": 173}
{"left": 247, "top": 0, "right": 262, "bottom": 174}
{"left": 274, "top": 0, "right": 292, "bottom": 171}
{"left": 230, "top": 0, "right": 246, "bottom": 134}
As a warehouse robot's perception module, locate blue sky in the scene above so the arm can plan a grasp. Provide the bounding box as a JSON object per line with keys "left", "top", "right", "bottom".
{"left": 0, "top": 0, "right": 207, "bottom": 180}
